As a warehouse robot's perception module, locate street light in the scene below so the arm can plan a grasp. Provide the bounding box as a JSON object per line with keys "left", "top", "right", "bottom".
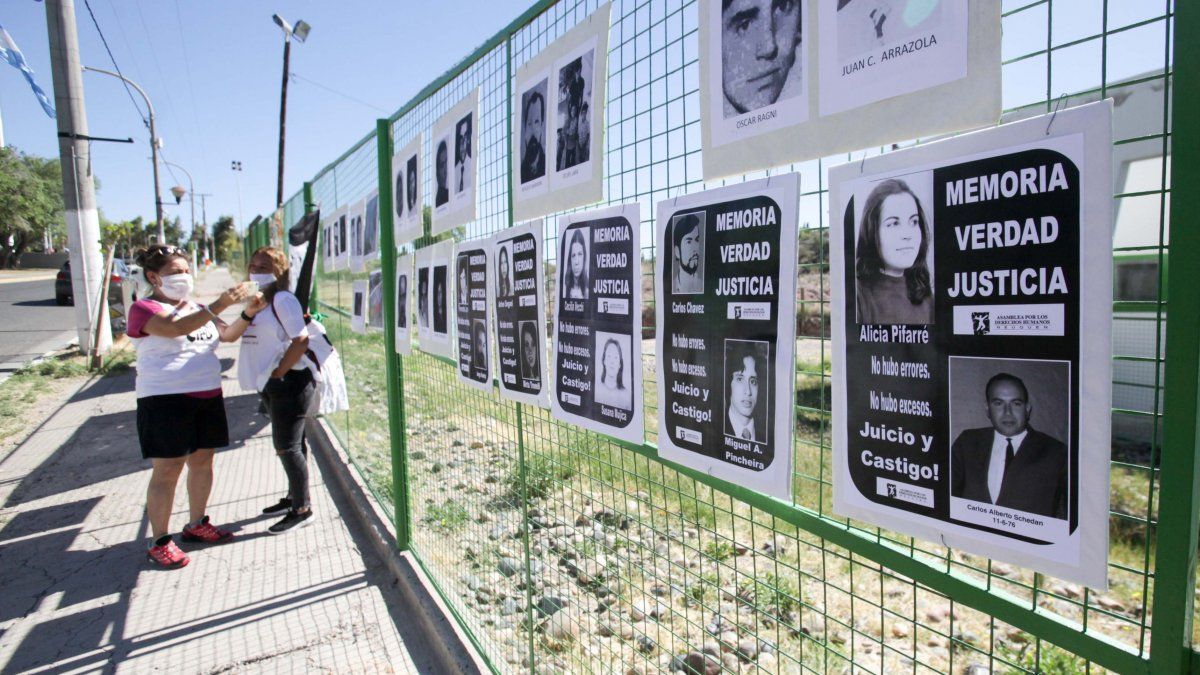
{"left": 82, "top": 65, "right": 165, "bottom": 241}
{"left": 272, "top": 14, "right": 311, "bottom": 209}
{"left": 162, "top": 160, "right": 197, "bottom": 253}
{"left": 231, "top": 160, "right": 244, "bottom": 234}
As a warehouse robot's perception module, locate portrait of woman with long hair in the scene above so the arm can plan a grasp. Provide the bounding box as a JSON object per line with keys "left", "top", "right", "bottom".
{"left": 561, "top": 228, "right": 589, "bottom": 300}
{"left": 594, "top": 335, "right": 632, "bottom": 410}
{"left": 854, "top": 177, "right": 934, "bottom": 325}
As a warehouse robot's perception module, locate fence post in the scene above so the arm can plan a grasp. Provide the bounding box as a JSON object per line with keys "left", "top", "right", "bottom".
{"left": 303, "top": 181, "right": 318, "bottom": 307}
{"left": 1148, "top": 2, "right": 1200, "bottom": 672}
{"left": 376, "top": 119, "right": 412, "bottom": 551}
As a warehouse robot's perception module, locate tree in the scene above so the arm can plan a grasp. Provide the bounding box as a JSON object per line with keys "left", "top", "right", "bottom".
{"left": 99, "top": 213, "right": 142, "bottom": 260}
{"left": 210, "top": 215, "right": 238, "bottom": 264}
{"left": 0, "top": 147, "right": 65, "bottom": 268}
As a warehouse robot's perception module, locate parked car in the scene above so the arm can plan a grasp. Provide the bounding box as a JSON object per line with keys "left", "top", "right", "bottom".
{"left": 55, "top": 259, "right": 130, "bottom": 307}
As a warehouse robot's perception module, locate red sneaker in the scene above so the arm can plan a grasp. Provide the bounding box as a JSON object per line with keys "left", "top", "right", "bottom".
{"left": 147, "top": 538, "right": 190, "bottom": 568}
{"left": 181, "top": 516, "right": 234, "bottom": 544}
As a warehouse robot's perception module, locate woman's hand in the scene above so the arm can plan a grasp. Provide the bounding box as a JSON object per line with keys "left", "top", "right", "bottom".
{"left": 213, "top": 283, "right": 252, "bottom": 313}
{"left": 245, "top": 293, "right": 268, "bottom": 317}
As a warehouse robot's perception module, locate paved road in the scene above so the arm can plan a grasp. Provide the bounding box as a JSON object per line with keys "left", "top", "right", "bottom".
{"left": 0, "top": 275, "right": 78, "bottom": 379}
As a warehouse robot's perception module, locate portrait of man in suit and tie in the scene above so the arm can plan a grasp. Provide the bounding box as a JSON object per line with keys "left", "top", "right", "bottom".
{"left": 950, "top": 370, "right": 1068, "bottom": 520}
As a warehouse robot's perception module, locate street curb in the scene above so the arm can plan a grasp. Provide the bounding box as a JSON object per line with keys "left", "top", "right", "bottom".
{"left": 307, "top": 416, "right": 489, "bottom": 675}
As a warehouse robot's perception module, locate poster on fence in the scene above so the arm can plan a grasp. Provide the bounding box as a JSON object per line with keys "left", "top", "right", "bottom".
{"left": 348, "top": 198, "right": 367, "bottom": 273}
{"left": 493, "top": 221, "right": 549, "bottom": 407}
{"left": 698, "top": 0, "right": 1000, "bottom": 180}
{"left": 551, "top": 204, "right": 643, "bottom": 444}
{"left": 364, "top": 190, "right": 380, "bottom": 264}
{"left": 368, "top": 269, "right": 384, "bottom": 332}
{"left": 396, "top": 252, "right": 412, "bottom": 355}
{"left": 393, "top": 134, "right": 424, "bottom": 245}
{"left": 431, "top": 89, "right": 479, "bottom": 236}
{"left": 830, "top": 101, "right": 1113, "bottom": 589}
{"left": 416, "top": 240, "right": 455, "bottom": 358}
{"left": 655, "top": 174, "right": 800, "bottom": 500}
{"left": 456, "top": 243, "right": 492, "bottom": 391}
{"left": 511, "top": 2, "right": 611, "bottom": 222}
{"left": 325, "top": 206, "right": 347, "bottom": 273}
{"left": 350, "top": 279, "right": 368, "bottom": 334}
{"left": 322, "top": 212, "right": 335, "bottom": 274}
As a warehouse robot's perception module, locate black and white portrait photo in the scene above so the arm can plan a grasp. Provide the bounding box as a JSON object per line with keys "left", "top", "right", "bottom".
{"left": 351, "top": 281, "right": 367, "bottom": 334}
{"left": 560, "top": 227, "right": 589, "bottom": 300}
{"left": 720, "top": 0, "right": 804, "bottom": 119}
{"left": 368, "top": 270, "right": 384, "bottom": 331}
{"left": 670, "top": 212, "right": 705, "bottom": 295}
{"left": 338, "top": 213, "right": 348, "bottom": 257}
{"left": 497, "top": 243, "right": 513, "bottom": 298}
{"left": 435, "top": 138, "right": 451, "bottom": 208}
{"left": 406, "top": 155, "right": 419, "bottom": 213}
{"left": 520, "top": 79, "right": 548, "bottom": 184}
{"left": 854, "top": 174, "right": 934, "bottom": 325}
{"left": 473, "top": 319, "right": 488, "bottom": 371}
{"left": 593, "top": 331, "right": 633, "bottom": 411}
{"left": 519, "top": 320, "right": 540, "bottom": 380}
{"left": 397, "top": 271, "right": 408, "bottom": 329}
{"left": 555, "top": 49, "right": 593, "bottom": 173}
{"left": 394, "top": 167, "right": 405, "bottom": 221}
{"left": 835, "top": 0, "right": 943, "bottom": 62}
{"left": 723, "top": 339, "right": 769, "bottom": 443}
{"left": 433, "top": 265, "right": 448, "bottom": 334}
{"left": 418, "top": 267, "right": 430, "bottom": 328}
{"left": 364, "top": 194, "right": 379, "bottom": 258}
{"left": 457, "top": 256, "right": 469, "bottom": 308}
{"left": 949, "top": 358, "right": 1070, "bottom": 520}
{"left": 455, "top": 114, "right": 473, "bottom": 195}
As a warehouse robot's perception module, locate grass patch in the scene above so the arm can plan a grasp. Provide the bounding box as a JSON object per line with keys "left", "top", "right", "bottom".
{"left": 423, "top": 499, "right": 470, "bottom": 531}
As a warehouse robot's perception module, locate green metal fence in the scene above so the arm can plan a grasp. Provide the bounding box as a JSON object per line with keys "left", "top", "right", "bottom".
{"left": 270, "top": 0, "right": 1198, "bottom": 671}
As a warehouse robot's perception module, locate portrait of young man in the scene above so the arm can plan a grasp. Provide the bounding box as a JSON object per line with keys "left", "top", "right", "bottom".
{"left": 433, "top": 266, "right": 447, "bottom": 334}
{"left": 724, "top": 340, "right": 768, "bottom": 443}
{"left": 950, "top": 372, "right": 1068, "bottom": 519}
{"left": 455, "top": 115, "right": 473, "bottom": 195}
{"left": 671, "top": 212, "right": 705, "bottom": 295}
{"left": 721, "top": 0, "right": 804, "bottom": 118}
{"left": 406, "top": 156, "right": 419, "bottom": 213}
{"left": 435, "top": 140, "right": 450, "bottom": 207}
{"left": 521, "top": 83, "right": 548, "bottom": 184}
{"left": 397, "top": 273, "right": 408, "bottom": 329}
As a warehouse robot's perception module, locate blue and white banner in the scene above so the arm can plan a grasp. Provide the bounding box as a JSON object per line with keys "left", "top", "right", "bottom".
{"left": 0, "top": 23, "right": 56, "bottom": 119}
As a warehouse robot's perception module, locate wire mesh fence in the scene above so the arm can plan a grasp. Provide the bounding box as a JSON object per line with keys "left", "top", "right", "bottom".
{"left": 274, "top": 0, "right": 1194, "bottom": 672}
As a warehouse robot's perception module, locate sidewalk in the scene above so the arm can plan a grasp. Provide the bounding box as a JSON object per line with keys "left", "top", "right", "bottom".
{"left": 0, "top": 268, "right": 438, "bottom": 673}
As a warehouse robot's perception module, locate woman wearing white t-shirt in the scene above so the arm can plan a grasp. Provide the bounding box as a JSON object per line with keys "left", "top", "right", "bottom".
{"left": 237, "top": 247, "right": 317, "bottom": 535}
{"left": 127, "top": 245, "right": 252, "bottom": 569}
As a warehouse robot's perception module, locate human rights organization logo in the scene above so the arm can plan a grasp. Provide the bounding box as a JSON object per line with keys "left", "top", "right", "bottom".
{"left": 886, "top": 483, "right": 897, "bottom": 498}
{"left": 972, "top": 312, "right": 991, "bottom": 335}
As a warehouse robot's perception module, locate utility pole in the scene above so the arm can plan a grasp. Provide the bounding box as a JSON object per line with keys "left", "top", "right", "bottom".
{"left": 45, "top": 0, "right": 110, "bottom": 355}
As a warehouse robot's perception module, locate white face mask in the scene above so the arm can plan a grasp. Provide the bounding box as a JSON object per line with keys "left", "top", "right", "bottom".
{"left": 249, "top": 273, "right": 277, "bottom": 288}
{"left": 158, "top": 273, "right": 194, "bottom": 301}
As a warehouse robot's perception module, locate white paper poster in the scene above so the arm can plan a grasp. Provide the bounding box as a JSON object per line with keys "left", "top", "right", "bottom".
{"left": 456, "top": 243, "right": 492, "bottom": 391}
{"left": 350, "top": 279, "right": 368, "bottom": 334}
{"left": 395, "top": 252, "right": 412, "bottom": 355}
{"left": 830, "top": 101, "right": 1113, "bottom": 589}
{"left": 393, "top": 134, "right": 423, "bottom": 245}
{"left": 367, "top": 269, "right": 384, "bottom": 332}
{"left": 416, "top": 239, "right": 455, "bottom": 358}
{"left": 431, "top": 90, "right": 479, "bottom": 236}
{"left": 511, "top": 3, "right": 611, "bottom": 222}
{"left": 493, "top": 221, "right": 550, "bottom": 408}
{"left": 699, "top": 0, "right": 1000, "bottom": 180}
{"left": 330, "top": 205, "right": 349, "bottom": 272}
{"left": 551, "top": 203, "right": 644, "bottom": 444}
{"left": 655, "top": 174, "right": 800, "bottom": 500}
{"left": 818, "top": 0, "right": 968, "bottom": 116}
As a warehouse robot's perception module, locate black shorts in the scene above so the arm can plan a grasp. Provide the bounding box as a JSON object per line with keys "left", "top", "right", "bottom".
{"left": 136, "top": 393, "right": 230, "bottom": 459}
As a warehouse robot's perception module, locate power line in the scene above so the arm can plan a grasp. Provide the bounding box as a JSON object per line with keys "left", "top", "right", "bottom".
{"left": 289, "top": 71, "right": 391, "bottom": 114}
{"left": 81, "top": 0, "right": 147, "bottom": 127}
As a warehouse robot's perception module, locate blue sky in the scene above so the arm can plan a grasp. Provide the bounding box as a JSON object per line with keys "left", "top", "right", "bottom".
{"left": 2, "top": 0, "right": 531, "bottom": 233}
